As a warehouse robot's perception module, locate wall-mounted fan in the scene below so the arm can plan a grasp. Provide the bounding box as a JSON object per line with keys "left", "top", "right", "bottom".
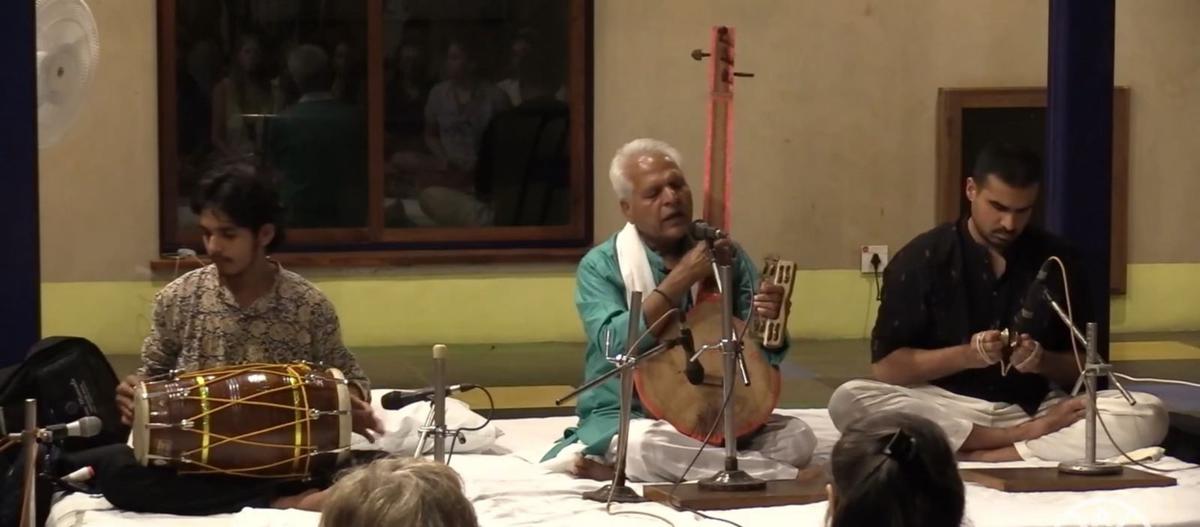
{"left": 36, "top": 0, "right": 100, "bottom": 148}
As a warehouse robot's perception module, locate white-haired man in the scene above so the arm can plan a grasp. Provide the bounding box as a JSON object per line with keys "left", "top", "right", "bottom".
{"left": 542, "top": 138, "right": 817, "bottom": 482}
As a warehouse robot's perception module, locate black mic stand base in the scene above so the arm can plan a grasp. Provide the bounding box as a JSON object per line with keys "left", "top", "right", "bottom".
{"left": 1058, "top": 460, "right": 1122, "bottom": 476}
{"left": 698, "top": 469, "right": 766, "bottom": 492}
{"left": 583, "top": 484, "right": 646, "bottom": 503}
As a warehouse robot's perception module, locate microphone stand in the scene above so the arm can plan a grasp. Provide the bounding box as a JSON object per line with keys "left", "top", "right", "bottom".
{"left": 1043, "top": 291, "right": 1135, "bottom": 475}
{"left": 695, "top": 257, "right": 764, "bottom": 491}
{"left": 415, "top": 344, "right": 452, "bottom": 464}
{"left": 413, "top": 407, "right": 436, "bottom": 459}
{"left": 20, "top": 398, "right": 37, "bottom": 527}
{"left": 556, "top": 292, "right": 659, "bottom": 503}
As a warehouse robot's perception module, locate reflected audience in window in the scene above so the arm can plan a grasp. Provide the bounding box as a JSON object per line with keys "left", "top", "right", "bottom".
{"left": 169, "top": 0, "right": 579, "bottom": 242}
{"left": 267, "top": 45, "right": 367, "bottom": 228}
{"left": 210, "top": 34, "right": 273, "bottom": 170}
{"left": 388, "top": 29, "right": 570, "bottom": 228}
{"left": 476, "top": 47, "right": 570, "bottom": 226}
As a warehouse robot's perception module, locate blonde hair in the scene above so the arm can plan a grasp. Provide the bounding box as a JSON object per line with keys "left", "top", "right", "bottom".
{"left": 320, "top": 457, "right": 478, "bottom": 527}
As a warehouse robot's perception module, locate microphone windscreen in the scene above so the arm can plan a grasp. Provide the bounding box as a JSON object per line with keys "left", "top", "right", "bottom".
{"left": 77, "top": 416, "right": 102, "bottom": 438}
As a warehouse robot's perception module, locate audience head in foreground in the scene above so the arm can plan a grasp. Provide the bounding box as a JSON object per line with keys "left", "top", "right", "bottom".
{"left": 320, "top": 457, "right": 478, "bottom": 527}
{"left": 828, "top": 412, "right": 965, "bottom": 527}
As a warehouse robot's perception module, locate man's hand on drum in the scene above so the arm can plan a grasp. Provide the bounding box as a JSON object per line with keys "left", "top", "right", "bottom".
{"left": 351, "top": 393, "right": 385, "bottom": 442}
{"left": 115, "top": 374, "right": 142, "bottom": 426}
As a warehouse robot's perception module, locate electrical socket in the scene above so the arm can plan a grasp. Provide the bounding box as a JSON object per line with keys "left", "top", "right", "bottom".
{"left": 860, "top": 245, "right": 889, "bottom": 274}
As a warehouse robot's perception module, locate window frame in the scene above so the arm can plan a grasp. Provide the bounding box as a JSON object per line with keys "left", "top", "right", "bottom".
{"left": 935, "top": 86, "right": 1130, "bottom": 293}
{"left": 155, "top": 0, "right": 594, "bottom": 267}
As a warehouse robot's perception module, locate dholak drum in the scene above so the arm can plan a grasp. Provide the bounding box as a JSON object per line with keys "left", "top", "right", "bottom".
{"left": 132, "top": 363, "right": 351, "bottom": 479}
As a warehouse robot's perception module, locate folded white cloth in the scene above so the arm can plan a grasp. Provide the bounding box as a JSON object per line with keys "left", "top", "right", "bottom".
{"left": 615, "top": 222, "right": 656, "bottom": 305}
{"left": 354, "top": 397, "right": 503, "bottom": 455}
{"left": 615, "top": 221, "right": 700, "bottom": 313}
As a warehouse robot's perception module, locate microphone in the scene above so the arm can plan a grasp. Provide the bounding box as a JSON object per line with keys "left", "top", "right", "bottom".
{"left": 380, "top": 384, "right": 479, "bottom": 410}
{"left": 1008, "top": 258, "right": 1055, "bottom": 345}
{"left": 46, "top": 416, "right": 103, "bottom": 439}
{"left": 688, "top": 220, "right": 728, "bottom": 241}
{"left": 679, "top": 327, "right": 706, "bottom": 385}
{"left": 7, "top": 416, "right": 103, "bottom": 441}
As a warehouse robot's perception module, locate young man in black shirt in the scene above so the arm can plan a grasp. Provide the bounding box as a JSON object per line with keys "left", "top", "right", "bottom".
{"left": 829, "top": 144, "right": 1167, "bottom": 462}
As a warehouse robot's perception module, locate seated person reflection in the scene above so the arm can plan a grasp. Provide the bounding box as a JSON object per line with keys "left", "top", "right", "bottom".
{"left": 267, "top": 44, "right": 366, "bottom": 227}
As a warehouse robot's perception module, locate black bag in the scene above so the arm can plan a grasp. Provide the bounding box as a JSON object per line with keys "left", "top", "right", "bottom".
{"left": 0, "top": 337, "right": 128, "bottom": 526}
{"left": 0, "top": 443, "right": 61, "bottom": 527}
{"left": 0, "top": 337, "right": 129, "bottom": 454}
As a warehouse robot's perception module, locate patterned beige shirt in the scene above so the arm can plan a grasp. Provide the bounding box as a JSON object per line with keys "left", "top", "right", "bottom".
{"left": 139, "top": 263, "right": 370, "bottom": 397}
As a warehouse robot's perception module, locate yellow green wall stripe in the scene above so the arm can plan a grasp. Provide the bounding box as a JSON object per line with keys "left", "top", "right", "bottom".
{"left": 40, "top": 264, "right": 1200, "bottom": 355}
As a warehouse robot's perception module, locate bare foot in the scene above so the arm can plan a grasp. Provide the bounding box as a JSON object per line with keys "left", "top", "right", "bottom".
{"left": 1022, "top": 397, "right": 1086, "bottom": 440}
{"left": 270, "top": 488, "right": 325, "bottom": 511}
{"left": 570, "top": 455, "right": 616, "bottom": 481}
{"left": 958, "top": 446, "right": 1022, "bottom": 462}
{"left": 296, "top": 489, "right": 329, "bottom": 511}
{"left": 795, "top": 463, "right": 830, "bottom": 484}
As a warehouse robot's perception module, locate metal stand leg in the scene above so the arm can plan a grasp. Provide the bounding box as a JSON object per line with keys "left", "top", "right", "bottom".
{"left": 20, "top": 399, "right": 37, "bottom": 527}
{"left": 1058, "top": 322, "right": 1122, "bottom": 475}
{"left": 413, "top": 405, "right": 435, "bottom": 458}
{"left": 698, "top": 265, "right": 765, "bottom": 492}
{"left": 583, "top": 292, "right": 647, "bottom": 503}
{"left": 582, "top": 357, "right": 645, "bottom": 502}
{"left": 413, "top": 345, "right": 455, "bottom": 464}
{"left": 432, "top": 344, "right": 446, "bottom": 464}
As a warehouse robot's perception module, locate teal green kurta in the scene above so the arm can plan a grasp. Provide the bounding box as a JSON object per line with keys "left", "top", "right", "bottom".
{"left": 543, "top": 234, "right": 789, "bottom": 461}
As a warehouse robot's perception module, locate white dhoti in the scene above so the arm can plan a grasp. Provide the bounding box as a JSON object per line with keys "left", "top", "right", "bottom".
{"left": 828, "top": 379, "right": 1169, "bottom": 461}
{"left": 543, "top": 414, "right": 817, "bottom": 482}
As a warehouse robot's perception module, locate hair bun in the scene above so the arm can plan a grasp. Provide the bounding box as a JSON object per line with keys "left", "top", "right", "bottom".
{"left": 882, "top": 428, "right": 917, "bottom": 461}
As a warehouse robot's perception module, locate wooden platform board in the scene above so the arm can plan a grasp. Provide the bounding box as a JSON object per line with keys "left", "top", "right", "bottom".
{"left": 643, "top": 478, "right": 828, "bottom": 511}
{"left": 960, "top": 466, "right": 1176, "bottom": 493}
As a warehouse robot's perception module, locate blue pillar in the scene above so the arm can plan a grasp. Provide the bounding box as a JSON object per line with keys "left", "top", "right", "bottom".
{"left": 0, "top": 2, "right": 39, "bottom": 367}
{"left": 1045, "top": 0, "right": 1115, "bottom": 360}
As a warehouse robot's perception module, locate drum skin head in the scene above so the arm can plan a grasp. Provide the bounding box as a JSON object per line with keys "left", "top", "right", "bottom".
{"left": 328, "top": 367, "right": 352, "bottom": 464}
{"left": 132, "top": 381, "right": 151, "bottom": 465}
